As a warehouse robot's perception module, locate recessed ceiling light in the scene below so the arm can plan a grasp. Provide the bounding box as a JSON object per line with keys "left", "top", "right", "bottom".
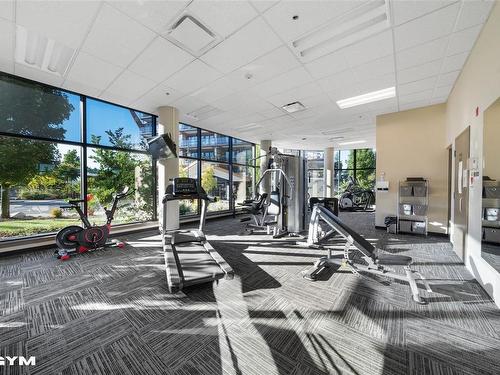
{"left": 292, "top": 0, "right": 390, "bottom": 60}
{"left": 336, "top": 87, "right": 395, "bottom": 109}
{"left": 282, "top": 101, "right": 306, "bottom": 113}
{"left": 339, "top": 140, "right": 367, "bottom": 146}
{"left": 15, "top": 25, "right": 75, "bottom": 76}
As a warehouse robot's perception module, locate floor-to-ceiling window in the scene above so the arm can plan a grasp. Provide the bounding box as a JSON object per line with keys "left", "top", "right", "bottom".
{"left": 334, "top": 149, "right": 376, "bottom": 195}
{"left": 0, "top": 73, "right": 155, "bottom": 241}
{"left": 178, "top": 124, "right": 256, "bottom": 216}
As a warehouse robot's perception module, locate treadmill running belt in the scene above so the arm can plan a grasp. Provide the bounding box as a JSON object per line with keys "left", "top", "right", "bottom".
{"left": 175, "top": 242, "right": 226, "bottom": 283}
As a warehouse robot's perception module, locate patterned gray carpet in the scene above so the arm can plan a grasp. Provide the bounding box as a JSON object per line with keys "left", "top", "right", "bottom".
{"left": 1, "top": 211, "right": 500, "bottom": 375}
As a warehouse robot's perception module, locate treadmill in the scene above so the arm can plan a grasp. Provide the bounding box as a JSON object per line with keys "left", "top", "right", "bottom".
{"left": 161, "top": 177, "right": 234, "bottom": 293}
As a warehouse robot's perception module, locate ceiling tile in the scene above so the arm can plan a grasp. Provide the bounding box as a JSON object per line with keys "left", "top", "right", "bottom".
{"left": 82, "top": 3, "right": 156, "bottom": 68}
{"left": 455, "top": 0, "right": 494, "bottom": 31}
{"left": 64, "top": 51, "right": 123, "bottom": 97}
{"left": 259, "top": 106, "right": 288, "bottom": 119}
{"left": 221, "top": 46, "right": 301, "bottom": 90}
{"left": 163, "top": 59, "right": 222, "bottom": 94}
{"left": 321, "top": 69, "right": 360, "bottom": 99}
{"left": 250, "top": 1, "right": 278, "bottom": 13}
{"left": 130, "top": 85, "right": 184, "bottom": 114}
{"left": 128, "top": 36, "right": 194, "bottom": 82}
{"left": 352, "top": 55, "right": 395, "bottom": 82}
{"left": 171, "top": 93, "right": 209, "bottom": 115}
{"left": 436, "top": 69, "right": 460, "bottom": 87}
{"left": 0, "top": 0, "right": 14, "bottom": 21}
{"left": 392, "top": 0, "right": 457, "bottom": 26}
{"left": 399, "top": 99, "right": 431, "bottom": 111}
{"left": 0, "top": 19, "right": 14, "bottom": 74}
{"left": 187, "top": 1, "right": 258, "bottom": 38}
{"left": 399, "top": 89, "right": 433, "bottom": 105}
{"left": 305, "top": 49, "right": 349, "bottom": 79}
{"left": 109, "top": 0, "right": 189, "bottom": 34}
{"left": 395, "top": 37, "right": 448, "bottom": 70}
{"left": 16, "top": 0, "right": 101, "bottom": 47}
{"left": 212, "top": 91, "right": 275, "bottom": 115}
{"left": 14, "top": 62, "right": 64, "bottom": 86}
{"left": 432, "top": 84, "right": 453, "bottom": 98}
{"left": 356, "top": 73, "right": 396, "bottom": 94}
{"left": 441, "top": 51, "right": 469, "bottom": 73}
{"left": 252, "top": 66, "right": 314, "bottom": 98}
{"left": 398, "top": 59, "right": 442, "bottom": 84}
{"left": 342, "top": 30, "right": 394, "bottom": 67}
{"left": 188, "top": 78, "right": 237, "bottom": 103}
{"left": 263, "top": 1, "right": 358, "bottom": 42}
{"left": 446, "top": 24, "right": 482, "bottom": 56}
{"left": 200, "top": 17, "right": 282, "bottom": 74}
{"left": 102, "top": 70, "right": 157, "bottom": 105}
{"left": 266, "top": 82, "right": 323, "bottom": 107}
{"left": 397, "top": 76, "right": 437, "bottom": 96}
{"left": 394, "top": 3, "right": 460, "bottom": 51}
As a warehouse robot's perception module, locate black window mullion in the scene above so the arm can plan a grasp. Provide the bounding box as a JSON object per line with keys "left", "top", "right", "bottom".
{"left": 81, "top": 96, "right": 88, "bottom": 216}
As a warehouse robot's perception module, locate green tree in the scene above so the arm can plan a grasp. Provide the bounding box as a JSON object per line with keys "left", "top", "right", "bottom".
{"left": 0, "top": 77, "right": 73, "bottom": 217}
{"left": 354, "top": 149, "right": 376, "bottom": 190}
{"left": 202, "top": 165, "right": 217, "bottom": 194}
{"left": 89, "top": 129, "right": 138, "bottom": 204}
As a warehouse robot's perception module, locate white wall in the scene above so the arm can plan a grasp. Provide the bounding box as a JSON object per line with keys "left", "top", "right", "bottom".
{"left": 445, "top": 2, "right": 500, "bottom": 306}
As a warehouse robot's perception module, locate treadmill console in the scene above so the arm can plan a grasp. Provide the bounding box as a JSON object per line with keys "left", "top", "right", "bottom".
{"left": 172, "top": 177, "right": 198, "bottom": 196}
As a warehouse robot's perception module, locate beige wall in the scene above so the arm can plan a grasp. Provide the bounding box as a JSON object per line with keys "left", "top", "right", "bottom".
{"left": 375, "top": 104, "right": 448, "bottom": 234}
{"left": 445, "top": 1, "right": 500, "bottom": 306}
{"left": 483, "top": 98, "right": 500, "bottom": 180}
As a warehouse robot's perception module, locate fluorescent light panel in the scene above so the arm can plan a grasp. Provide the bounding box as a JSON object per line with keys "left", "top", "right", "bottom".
{"left": 293, "top": 0, "right": 390, "bottom": 60}
{"left": 336, "top": 87, "right": 395, "bottom": 109}
{"left": 15, "top": 25, "right": 75, "bottom": 76}
{"left": 339, "top": 140, "right": 366, "bottom": 146}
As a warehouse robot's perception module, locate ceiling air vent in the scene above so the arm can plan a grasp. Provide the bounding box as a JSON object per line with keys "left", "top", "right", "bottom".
{"left": 292, "top": 0, "right": 390, "bottom": 61}
{"left": 166, "top": 13, "right": 221, "bottom": 56}
{"left": 15, "top": 25, "right": 75, "bottom": 76}
{"left": 282, "top": 101, "right": 306, "bottom": 113}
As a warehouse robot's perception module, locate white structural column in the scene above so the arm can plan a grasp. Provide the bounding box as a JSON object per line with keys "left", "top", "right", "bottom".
{"left": 324, "top": 147, "right": 335, "bottom": 197}
{"left": 259, "top": 140, "right": 272, "bottom": 194}
{"left": 157, "top": 106, "right": 179, "bottom": 231}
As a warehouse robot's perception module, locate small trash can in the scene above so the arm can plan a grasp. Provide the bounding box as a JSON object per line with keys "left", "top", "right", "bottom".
{"left": 385, "top": 216, "right": 397, "bottom": 234}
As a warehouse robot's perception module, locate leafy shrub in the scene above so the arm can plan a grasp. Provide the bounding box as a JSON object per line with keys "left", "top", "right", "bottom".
{"left": 50, "top": 208, "right": 63, "bottom": 218}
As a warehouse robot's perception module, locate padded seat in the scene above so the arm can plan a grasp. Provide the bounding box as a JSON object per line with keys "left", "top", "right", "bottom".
{"left": 377, "top": 254, "right": 413, "bottom": 266}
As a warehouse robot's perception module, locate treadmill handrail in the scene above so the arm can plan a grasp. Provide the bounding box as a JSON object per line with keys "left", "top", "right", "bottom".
{"left": 312, "top": 204, "right": 377, "bottom": 260}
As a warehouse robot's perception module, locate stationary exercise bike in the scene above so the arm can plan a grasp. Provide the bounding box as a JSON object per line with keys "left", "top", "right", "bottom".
{"left": 55, "top": 187, "right": 133, "bottom": 260}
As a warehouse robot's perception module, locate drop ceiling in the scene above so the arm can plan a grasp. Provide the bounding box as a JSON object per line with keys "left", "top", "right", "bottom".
{"left": 0, "top": 0, "right": 494, "bottom": 150}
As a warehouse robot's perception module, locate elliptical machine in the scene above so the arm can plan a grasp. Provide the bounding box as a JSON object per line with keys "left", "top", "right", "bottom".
{"left": 55, "top": 187, "right": 133, "bottom": 260}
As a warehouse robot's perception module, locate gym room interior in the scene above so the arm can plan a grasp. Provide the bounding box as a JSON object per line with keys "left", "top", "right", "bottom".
{"left": 1, "top": 0, "right": 500, "bottom": 374}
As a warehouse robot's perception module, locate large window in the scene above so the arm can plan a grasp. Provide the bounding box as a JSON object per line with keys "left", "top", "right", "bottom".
{"left": 0, "top": 73, "right": 156, "bottom": 241}
{"left": 334, "top": 149, "right": 376, "bottom": 194}
{"left": 304, "top": 151, "right": 325, "bottom": 198}
{"left": 178, "top": 123, "right": 256, "bottom": 216}
{"left": 200, "top": 129, "right": 230, "bottom": 162}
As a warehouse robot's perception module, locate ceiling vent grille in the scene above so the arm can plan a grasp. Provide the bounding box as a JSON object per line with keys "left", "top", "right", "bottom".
{"left": 15, "top": 25, "right": 75, "bottom": 76}
{"left": 292, "top": 0, "right": 390, "bottom": 61}
{"left": 166, "top": 13, "right": 221, "bottom": 56}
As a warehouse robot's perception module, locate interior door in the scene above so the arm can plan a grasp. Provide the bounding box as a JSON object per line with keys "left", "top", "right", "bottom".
{"left": 453, "top": 127, "right": 470, "bottom": 260}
